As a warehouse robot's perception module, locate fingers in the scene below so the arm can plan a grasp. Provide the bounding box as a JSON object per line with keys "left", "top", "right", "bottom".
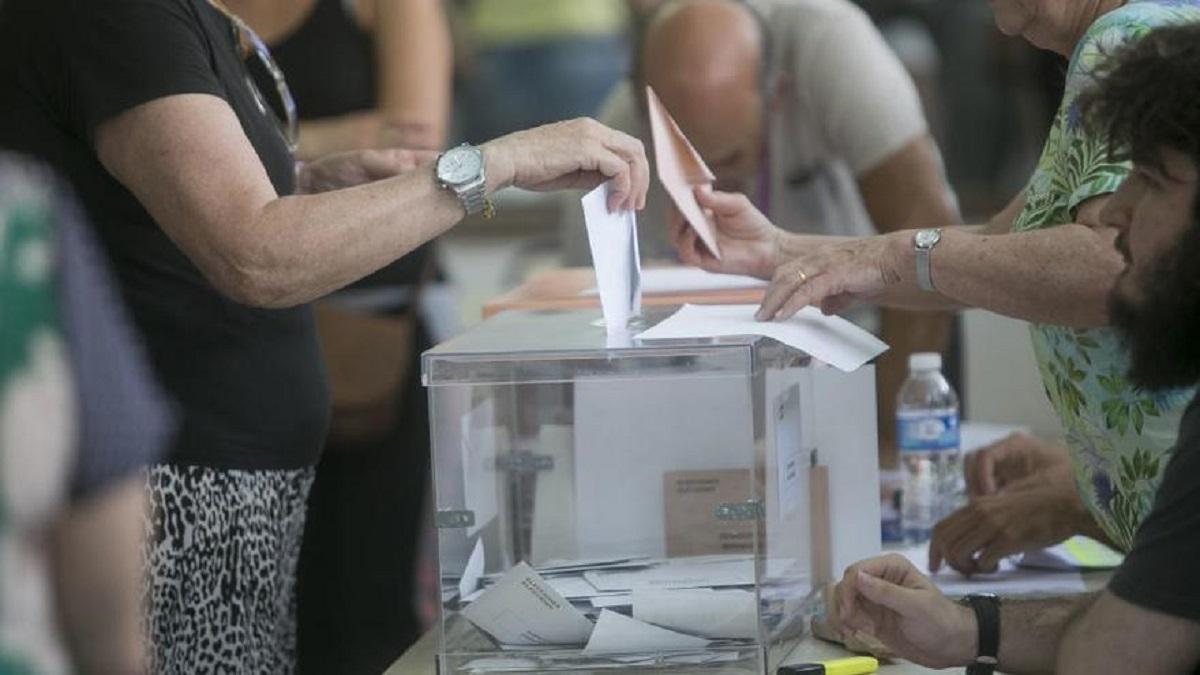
{"left": 362, "top": 148, "right": 437, "bottom": 178}
{"left": 588, "top": 119, "right": 648, "bottom": 211}
{"left": 965, "top": 447, "right": 997, "bottom": 498}
{"left": 758, "top": 265, "right": 805, "bottom": 320}
{"left": 695, "top": 188, "right": 756, "bottom": 218}
{"left": 757, "top": 265, "right": 838, "bottom": 321}
{"left": 855, "top": 570, "right": 923, "bottom": 616}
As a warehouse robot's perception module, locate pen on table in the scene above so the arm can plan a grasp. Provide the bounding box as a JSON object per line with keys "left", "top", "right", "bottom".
{"left": 777, "top": 656, "right": 879, "bottom": 675}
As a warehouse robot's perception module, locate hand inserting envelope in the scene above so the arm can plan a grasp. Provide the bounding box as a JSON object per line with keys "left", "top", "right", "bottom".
{"left": 582, "top": 180, "right": 642, "bottom": 335}
{"left": 646, "top": 86, "right": 721, "bottom": 259}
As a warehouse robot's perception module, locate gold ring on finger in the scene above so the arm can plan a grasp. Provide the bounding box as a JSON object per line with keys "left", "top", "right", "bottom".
{"left": 793, "top": 269, "right": 809, "bottom": 285}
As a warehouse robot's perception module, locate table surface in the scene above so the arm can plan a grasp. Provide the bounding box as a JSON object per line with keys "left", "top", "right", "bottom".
{"left": 383, "top": 630, "right": 937, "bottom": 675}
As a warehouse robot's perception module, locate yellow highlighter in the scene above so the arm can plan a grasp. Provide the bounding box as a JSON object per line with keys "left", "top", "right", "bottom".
{"left": 777, "top": 656, "right": 880, "bottom": 675}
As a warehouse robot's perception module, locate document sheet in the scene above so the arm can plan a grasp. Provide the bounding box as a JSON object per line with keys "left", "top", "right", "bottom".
{"left": 582, "top": 180, "right": 641, "bottom": 334}
{"left": 637, "top": 304, "right": 888, "bottom": 372}
{"left": 895, "top": 544, "right": 1087, "bottom": 597}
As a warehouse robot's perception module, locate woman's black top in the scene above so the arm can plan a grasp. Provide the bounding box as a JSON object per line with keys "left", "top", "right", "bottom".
{"left": 269, "top": 0, "right": 432, "bottom": 291}
{"left": 0, "top": 0, "right": 330, "bottom": 471}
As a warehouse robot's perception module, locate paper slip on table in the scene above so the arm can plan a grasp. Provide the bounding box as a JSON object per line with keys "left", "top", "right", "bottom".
{"left": 481, "top": 267, "right": 765, "bottom": 319}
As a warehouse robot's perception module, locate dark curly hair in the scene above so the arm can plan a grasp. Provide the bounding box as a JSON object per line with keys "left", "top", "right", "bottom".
{"left": 1080, "top": 23, "right": 1200, "bottom": 390}
{"left": 1079, "top": 23, "right": 1200, "bottom": 181}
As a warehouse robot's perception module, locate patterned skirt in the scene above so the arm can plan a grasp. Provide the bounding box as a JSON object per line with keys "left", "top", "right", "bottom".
{"left": 143, "top": 464, "right": 315, "bottom": 674}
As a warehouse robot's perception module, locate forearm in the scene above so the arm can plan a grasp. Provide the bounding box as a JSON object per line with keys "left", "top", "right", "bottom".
{"left": 377, "top": 0, "right": 452, "bottom": 148}
{"left": 229, "top": 162, "right": 464, "bottom": 307}
{"left": 996, "top": 594, "right": 1099, "bottom": 674}
{"left": 876, "top": 308, "right": 954, "bottom": 467}
{"left": 926, "top": 225, "right": 1122, "bottom": 327}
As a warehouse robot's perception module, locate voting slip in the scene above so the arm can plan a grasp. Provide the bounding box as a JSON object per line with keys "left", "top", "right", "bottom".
{"left": 461, "top": 562, "right": 595, "bottom": 646}
{"left": 646, "top": 86, "right": 721, "bottom": 259}
{"left": 663, "top": 469, "right": 755, "bottom": 557}
{"left": 637, "top": 304, "right": 888, "bottom": 373}
{"left": 583, "top": 609, "right": 709, "bottom": 654}
{"left": 582, "top": 180, "right": 642, "bottom": 334}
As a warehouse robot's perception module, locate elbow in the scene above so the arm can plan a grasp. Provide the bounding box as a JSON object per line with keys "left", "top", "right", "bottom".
{"left": 205, "top": 250, "right": 307, "bottom": 310}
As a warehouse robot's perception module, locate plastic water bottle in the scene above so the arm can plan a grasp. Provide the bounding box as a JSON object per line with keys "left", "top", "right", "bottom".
{"left": 897, "top": 352, "right": 961, "bottom": 544}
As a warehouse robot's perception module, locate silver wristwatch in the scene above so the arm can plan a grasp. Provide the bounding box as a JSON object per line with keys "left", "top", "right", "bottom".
{"left": 436, "top": 143, "right": 489, "bottom": 216}
{"left": 913, "top": 228, "right": 942, "bottom": 292}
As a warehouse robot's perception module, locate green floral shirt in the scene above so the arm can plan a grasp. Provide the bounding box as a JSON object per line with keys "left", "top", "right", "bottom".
{"left": 1011, "top": 0, "right": 1200, "bottom": 551}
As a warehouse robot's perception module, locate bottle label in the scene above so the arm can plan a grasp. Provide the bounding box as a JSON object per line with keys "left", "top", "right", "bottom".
{"left": 897, "top": 409, "right": 959, "bottom": 453}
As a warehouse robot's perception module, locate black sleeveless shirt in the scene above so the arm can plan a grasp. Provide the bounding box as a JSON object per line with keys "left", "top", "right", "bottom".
{"left": 0, "top": 0, "right": 330, "bottom": 470}
{"left": 269, "top": 0, "right": 432, "bottom": 291}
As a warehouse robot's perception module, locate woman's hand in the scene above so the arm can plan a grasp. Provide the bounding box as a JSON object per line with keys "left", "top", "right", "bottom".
{"left": 833, "top": 554, "right": 977, "bottom": 669}
{"left": 756, "top": 231, "right": 912, "bottom": 321}
{"left": 297, "top": 147, "right": 438, "bottom": 194}
{"left": 669, "top": 188, "right": 784, "bottom": 280}
{"left": 481, "top": 118, "right": 649, "bottom": 212}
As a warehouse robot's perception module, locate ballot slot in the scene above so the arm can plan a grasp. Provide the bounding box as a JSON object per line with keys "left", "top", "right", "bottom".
{"left": 423, "top": 308, "right": 880, "bottom": 674}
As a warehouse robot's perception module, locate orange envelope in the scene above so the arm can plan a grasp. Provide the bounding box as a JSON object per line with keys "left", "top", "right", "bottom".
{"left": 645, "top": 86, "right": 721, "bottom": 259}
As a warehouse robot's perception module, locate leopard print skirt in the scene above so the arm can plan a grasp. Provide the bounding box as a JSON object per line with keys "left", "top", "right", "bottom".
{"left": 143, "top": 464, "right": 315, "bottom": 674}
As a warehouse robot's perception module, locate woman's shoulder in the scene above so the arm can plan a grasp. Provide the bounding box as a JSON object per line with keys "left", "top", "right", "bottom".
{"left": 1075, "top": 0, "right": 1200, "bottom": 59}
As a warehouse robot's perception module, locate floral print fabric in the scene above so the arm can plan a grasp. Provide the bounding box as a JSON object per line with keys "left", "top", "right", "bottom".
{"left": 1011, "top": 0, "right": 1200, "bottom": 550}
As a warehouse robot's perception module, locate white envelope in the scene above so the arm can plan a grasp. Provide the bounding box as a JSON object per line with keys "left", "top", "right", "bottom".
{"left": 582, "top": 180, "right": 642, "bottom": 335}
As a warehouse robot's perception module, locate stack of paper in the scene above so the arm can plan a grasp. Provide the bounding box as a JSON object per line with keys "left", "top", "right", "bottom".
{"left": 456, "top": 552, "right": 767, "bottom": 655}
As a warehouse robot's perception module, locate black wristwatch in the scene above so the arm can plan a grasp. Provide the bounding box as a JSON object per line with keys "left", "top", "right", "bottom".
{"left": 960, "top": 593, "right": 1001, "bottom": 675}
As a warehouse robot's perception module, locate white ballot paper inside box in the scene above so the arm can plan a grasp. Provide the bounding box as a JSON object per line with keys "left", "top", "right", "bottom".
{"left": 637, "top": 304, "right": 888, "bottom": 373}
{"left": 583, "top": 609, "right": 709, "bottom": 654}
{"left": 632, "top": 588, "right": 758, "bottom": 640}
{"left": 461, "top": 562, "right": 595, "bottom": 646}
{"left": 582, "top": 180, "right": 642, "bottom": 334}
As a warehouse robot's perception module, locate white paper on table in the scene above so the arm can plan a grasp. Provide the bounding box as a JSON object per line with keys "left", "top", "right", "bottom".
{"left": 582, "top": 181, "right": 642, "bottom": 334}
{"left": 459, "top": 537, "right": 485, "bottom": 600}
{"left": 636, "top": 304, "right": 887, "bottom": 373}
{"left": 583, "top": 609, "right": 709, "bottom": 653}
{"left": 585, "top": 557, "right": 753, "bottom": 592}
{"left": 582, "top": 268, "right": 765, "bottom": 296}
{"left": 461, "top": 562, "right": 595, "bottom": 646}
{"left": 633, "top": 588, "right": 757, "bottom": 639}
{"left": 896, "top": 544, "right": 1086, "bottom": 596}
{"left": 1017, "top": 536, "right": 1123, "bottom": 571}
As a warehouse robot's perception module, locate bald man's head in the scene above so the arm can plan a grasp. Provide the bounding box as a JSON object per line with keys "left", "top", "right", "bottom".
{"left": 640, "top": 0, "right": 767, "bottom": 185}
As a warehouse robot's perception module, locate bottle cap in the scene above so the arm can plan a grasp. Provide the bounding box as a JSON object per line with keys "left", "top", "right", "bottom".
{"left": 908, "top": 352, "right": 942, "bottom": 371}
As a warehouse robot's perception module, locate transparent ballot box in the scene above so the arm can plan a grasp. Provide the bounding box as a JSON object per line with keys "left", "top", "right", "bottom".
{"left": 423, "top": 309, "right": 881, "bottom": 673}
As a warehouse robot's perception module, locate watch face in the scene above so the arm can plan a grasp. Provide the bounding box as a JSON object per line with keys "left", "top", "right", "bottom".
{"left": 439, "top": 146, "right": 483, "bottom": 185}
{"left": 915, "top": 229, "right": 941, "bottom": 249}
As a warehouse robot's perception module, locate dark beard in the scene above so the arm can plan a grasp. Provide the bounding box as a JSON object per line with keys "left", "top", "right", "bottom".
{"left": 1109, "top": 224, "right": 1200, "bottom": 390}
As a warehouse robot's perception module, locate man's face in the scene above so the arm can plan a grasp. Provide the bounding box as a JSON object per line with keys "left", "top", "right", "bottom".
{"left": 1103, "top": 147, "right": 1200, "bottom": 389}
{"left": 646, "top": 71, "right": 764, "bottom": 190}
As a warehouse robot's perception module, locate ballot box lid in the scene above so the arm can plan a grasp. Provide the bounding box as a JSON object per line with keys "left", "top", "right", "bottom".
{"left": 423, "top": 307, "right": 807, "bottom": 387}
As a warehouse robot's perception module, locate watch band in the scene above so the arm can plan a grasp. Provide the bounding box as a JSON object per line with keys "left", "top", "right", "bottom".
{"left": 913, "top": 228, "right": 941, "bottom": 292}
{"left": 963, "top": 594, "right": 1001, "bottom": 675}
